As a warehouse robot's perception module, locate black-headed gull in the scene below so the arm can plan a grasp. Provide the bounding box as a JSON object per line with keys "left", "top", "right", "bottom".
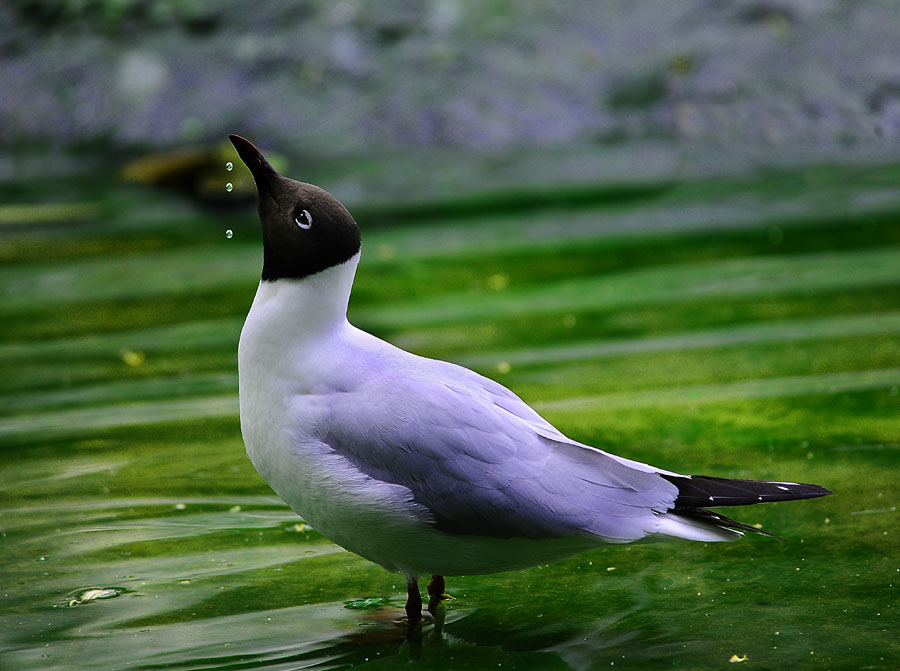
{"left": 229, "top": 135, "right": 831, "bottom": 625}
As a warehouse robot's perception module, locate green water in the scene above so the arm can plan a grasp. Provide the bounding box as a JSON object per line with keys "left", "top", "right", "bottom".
{"left": 1, "top": 152, "right": 898, "bottom": 670}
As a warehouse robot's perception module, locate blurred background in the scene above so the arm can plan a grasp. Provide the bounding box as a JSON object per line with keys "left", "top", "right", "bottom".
{"left": 5, "top": 0, "right": 900, "bottom": 188}
{"left": 2, "top": 2, "right": 899, "bottom": 670}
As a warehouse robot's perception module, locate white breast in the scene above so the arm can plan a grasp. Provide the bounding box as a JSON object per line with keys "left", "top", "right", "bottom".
{"left": 237, "top": 260, "right": 437, "bottom": 571}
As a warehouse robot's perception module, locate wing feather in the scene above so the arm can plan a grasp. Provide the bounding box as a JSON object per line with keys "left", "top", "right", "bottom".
{"left": 316, "top": 362, "right": 679, "bottom": 541}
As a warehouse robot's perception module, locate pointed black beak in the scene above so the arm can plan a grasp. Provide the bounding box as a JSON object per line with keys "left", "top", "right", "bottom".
{"left": 229, "top": 134, "right": 279, "bottom": 198}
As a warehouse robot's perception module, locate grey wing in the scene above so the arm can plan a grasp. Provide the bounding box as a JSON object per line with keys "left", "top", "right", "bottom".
{"left": 319, "top": 363, "right": 680, "bottom": 542}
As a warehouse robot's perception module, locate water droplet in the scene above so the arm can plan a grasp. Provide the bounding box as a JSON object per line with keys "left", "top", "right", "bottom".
{"left": 225, "top": 229, "right": 233, "bottom": 239}
{"left": 225, "top": 161, "right": 234, "bottom": 171}
{"left": 225, "top": 182, "right": 233, "bottom": 192}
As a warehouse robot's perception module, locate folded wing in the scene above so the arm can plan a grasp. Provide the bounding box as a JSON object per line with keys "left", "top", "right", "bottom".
{"left": 317, "top": 364, "right": 679, "bottom": 543}
{"left": 313, "top": 358, "right": 831, "bottom": 544}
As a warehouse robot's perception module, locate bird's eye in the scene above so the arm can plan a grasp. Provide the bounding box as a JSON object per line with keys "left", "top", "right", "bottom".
{"left": 294, "top": 209, "right": 313, "bottom": 230}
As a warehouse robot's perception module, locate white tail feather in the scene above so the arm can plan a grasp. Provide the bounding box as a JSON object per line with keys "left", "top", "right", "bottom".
{"left": 654, "top": 512, "right": 744, "bottom": 542}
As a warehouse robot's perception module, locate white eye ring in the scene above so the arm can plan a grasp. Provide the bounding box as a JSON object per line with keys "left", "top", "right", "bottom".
{"left": 294, "top": 209, "right": 312, "bottom": 230}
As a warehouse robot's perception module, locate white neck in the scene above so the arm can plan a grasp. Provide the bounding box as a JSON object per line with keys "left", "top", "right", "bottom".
{"left": 239, "top": 252, "right": 361, "bottom": 380}
{"left": 250, "top": 252, "right": 359, "bottom": 332}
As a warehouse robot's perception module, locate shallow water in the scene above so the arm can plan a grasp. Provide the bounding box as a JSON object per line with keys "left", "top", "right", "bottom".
{"left": 1, "top": 151, "right": 899, "bottom": 669}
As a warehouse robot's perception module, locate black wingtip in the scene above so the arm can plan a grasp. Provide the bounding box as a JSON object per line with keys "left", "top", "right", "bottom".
{"left": 674, "top": 508, "right": 785, "bottom": 540}
{"left": 664, "top": 475, "right": 833, "bottom": 508}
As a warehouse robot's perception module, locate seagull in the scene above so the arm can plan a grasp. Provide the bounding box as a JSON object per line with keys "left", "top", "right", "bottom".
{"left": 228, "top": 134, "right": 832, "bottom": 625}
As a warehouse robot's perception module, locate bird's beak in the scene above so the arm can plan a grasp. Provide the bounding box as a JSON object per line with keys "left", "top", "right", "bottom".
{"left": 229, "top": 134, "right": 279, "bottom": 200}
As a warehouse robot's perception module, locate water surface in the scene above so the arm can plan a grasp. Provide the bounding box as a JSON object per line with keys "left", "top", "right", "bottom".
{"left": 1, "top": 153, "right": 898, "bottom": 669}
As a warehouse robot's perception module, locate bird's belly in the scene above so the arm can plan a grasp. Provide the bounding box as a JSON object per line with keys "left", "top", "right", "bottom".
{"left": 243, "top": 411, "right": 598, "bottom": 576}
{"left": 239, "top": 383, "right": 430, "bottom": 571}
{"left": 239, "top": 377, "right": 601, "bottom": 578}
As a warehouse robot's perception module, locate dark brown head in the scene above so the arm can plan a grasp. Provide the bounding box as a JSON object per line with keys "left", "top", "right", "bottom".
{"left": 229, "top": 135, "right": 361, "bottom": 282}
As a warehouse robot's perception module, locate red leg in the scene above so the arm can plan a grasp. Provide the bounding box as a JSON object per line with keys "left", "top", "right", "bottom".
{"left": 405, "top": 577, "right": 422, "bottom": 624}
{"left": 426, "top": 574, "right": 445, "bottom": 613}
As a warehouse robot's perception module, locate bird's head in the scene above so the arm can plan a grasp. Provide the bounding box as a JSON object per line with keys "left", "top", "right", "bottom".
{"left": 229, "top": 134, "right": 361, "bottom": 282}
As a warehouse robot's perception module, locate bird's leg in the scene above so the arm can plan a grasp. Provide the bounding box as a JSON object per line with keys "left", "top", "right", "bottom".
{"left": 405, "top": 577, "right": 422, "bottom": 625}
{"left": 426, "top": 574, "right": 446, "bottom": 613}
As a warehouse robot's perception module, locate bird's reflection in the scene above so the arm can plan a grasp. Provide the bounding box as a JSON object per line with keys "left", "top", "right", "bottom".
{"left": 319, "top": 598, "right": 657, "bottom": 670}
